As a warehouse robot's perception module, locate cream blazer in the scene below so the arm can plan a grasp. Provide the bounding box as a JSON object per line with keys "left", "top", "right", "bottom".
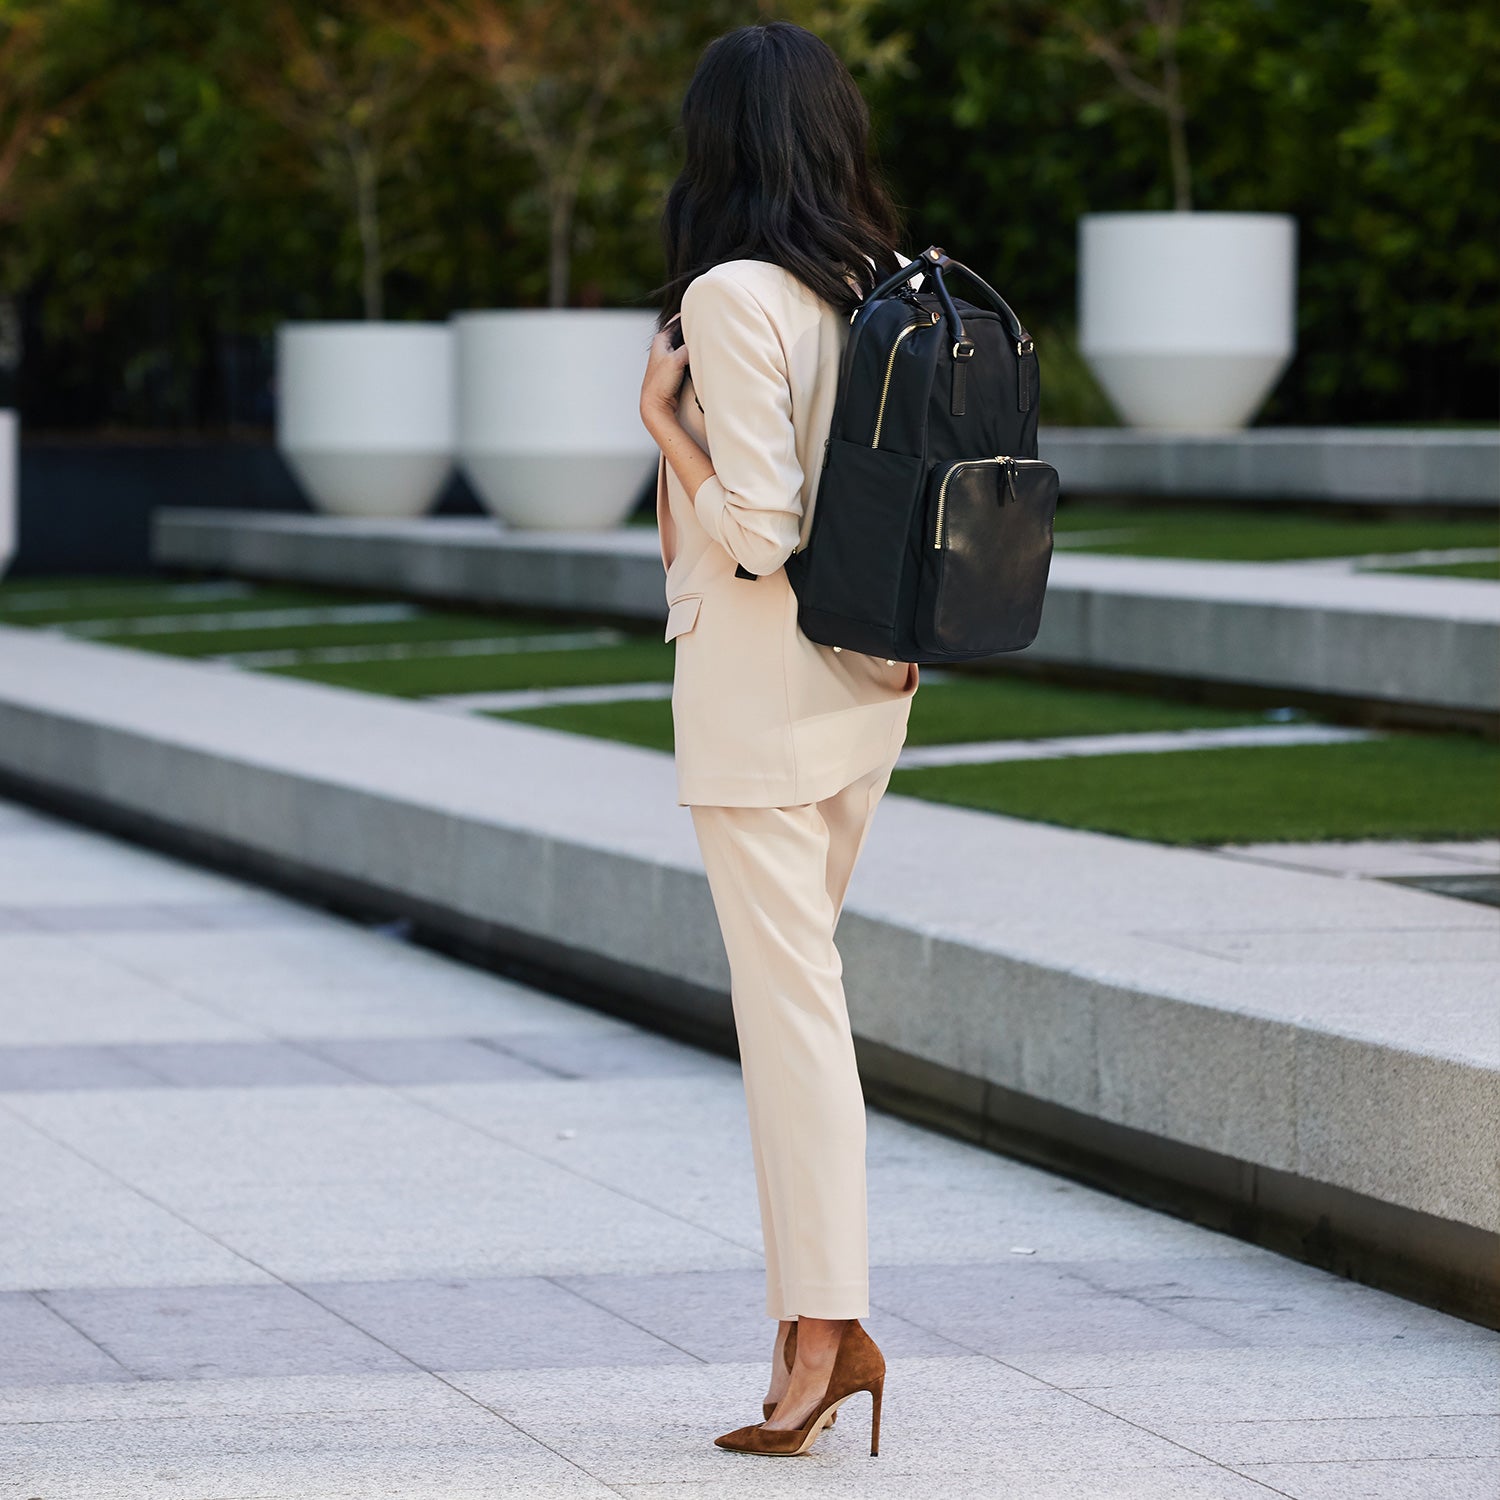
{"left": 655, "top": 257, "right": 920, "bottom": 807}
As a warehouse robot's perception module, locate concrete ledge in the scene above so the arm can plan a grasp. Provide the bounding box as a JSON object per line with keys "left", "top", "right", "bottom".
{"left": 1, "top": 625, "right": 1496, "bottom": 1323}
{"left": 1024, "top": 552, "right": 1500, "bottom": 717}
{"left": 1039, "top": 426, "right": 1500, "bottom": 506}
{"left": 153, "top": 509, "right": 1500, "bottom": 718}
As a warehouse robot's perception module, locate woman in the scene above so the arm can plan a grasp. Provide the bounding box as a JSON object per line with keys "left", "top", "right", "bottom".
{"left": 638, "top": 20, "right": 919, "bottom": 1459}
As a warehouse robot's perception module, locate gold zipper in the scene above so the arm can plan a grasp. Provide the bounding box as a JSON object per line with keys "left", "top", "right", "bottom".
{"left": 871, "top": 314, "right": 936, "bottom": 448}
{"left": 934, "top": 456, "right": 1012, "bottom": 548}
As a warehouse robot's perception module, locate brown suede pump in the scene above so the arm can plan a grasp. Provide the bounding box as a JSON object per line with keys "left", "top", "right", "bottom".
{"left": 721, "top": 1318, "right": 884, "bottom": 1457}
{"left": 762, "top": 1321, "right": 834, "bottom": 1425}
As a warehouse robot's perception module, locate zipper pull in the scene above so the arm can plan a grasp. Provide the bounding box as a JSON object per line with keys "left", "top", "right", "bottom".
{"left": 1002, "top": 456, "right": 1018, "bottom": 505}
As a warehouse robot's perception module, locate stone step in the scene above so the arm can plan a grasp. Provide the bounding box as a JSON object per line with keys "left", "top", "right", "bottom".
{"left": 1038, "top": 425, "right": 1500, "bottom": 505}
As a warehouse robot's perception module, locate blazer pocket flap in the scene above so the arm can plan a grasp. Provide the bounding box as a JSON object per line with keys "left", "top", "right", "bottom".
{"left": 664, "top": 594, "right": 702, "bottom": 642}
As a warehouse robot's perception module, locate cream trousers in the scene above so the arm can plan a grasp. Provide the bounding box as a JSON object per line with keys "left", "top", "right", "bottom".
{"left": 689, "top": 755, "right": 897, "bottom": 1321}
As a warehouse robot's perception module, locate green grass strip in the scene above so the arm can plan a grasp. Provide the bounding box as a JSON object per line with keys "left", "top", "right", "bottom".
{"left": 499, "top": 698, "right": 676, "bottom": 751}
{"left": 0, "top": 579, "right": 358, "bottom": 626}
{"left": 104, "top": 612, "right": 565, "bottom": 658}
{"left": 1053, "top": 506, "right": 1499, "bottom": 563}
{"left": 904, "top": 674, "right": 1265, "bottom": 745}
{"left": 495, "top": 672, "right": 1271, "bottom": 756}
{"left": 889, "top": 735, "right": 1500, "bottom": 845}
{"left": 274, "top": 636, "right": 677, "bottom": 698}
{"left": 0, "top": 575, "right": 204, "bottom": 610}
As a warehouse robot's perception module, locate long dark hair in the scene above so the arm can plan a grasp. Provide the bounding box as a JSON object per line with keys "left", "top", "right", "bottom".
{"left": 655, "top": 22, "right": 906, "bottom": 329}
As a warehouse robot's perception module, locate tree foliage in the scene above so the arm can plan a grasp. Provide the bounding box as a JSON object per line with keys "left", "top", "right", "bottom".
{"left": 243, "top": 2, "right": 432, "bottom": 321}
{"left": 863, "top": 0, "right": 1499, "bottom": 422}
{"left": 4, "top": 0, "right": 1495, "bottom": 429}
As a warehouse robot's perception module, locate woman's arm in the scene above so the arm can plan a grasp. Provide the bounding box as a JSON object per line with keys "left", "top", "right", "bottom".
{"left": 640, "top": 274, "right": 805, "bottom": 577}
{"left": 640, "top": 316, "right": 717, "bottom": 504}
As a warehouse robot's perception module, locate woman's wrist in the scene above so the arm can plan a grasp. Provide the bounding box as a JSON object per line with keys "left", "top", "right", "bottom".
{"left": 640, "top": 399, "right": 680, "bottom": 445}
{"left": 652, "top": 407, "right": 716, "bottom": 504}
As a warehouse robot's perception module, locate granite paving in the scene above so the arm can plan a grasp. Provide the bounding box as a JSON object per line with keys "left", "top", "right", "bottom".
{"left": 0, "top": 795, "right": 1495, "bottom": 1499}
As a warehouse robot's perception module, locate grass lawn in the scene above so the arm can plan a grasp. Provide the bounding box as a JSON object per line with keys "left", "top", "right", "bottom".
{"left": 497, "top": 672, "right": 1271, "bottom": 755}
{"left": 103, "top": 611, "right": 576, "bottom": 658}
{"left": 276, "top": 635, "right": 677, "bottom": 697}
{"left": 0, "top": 578, "right": 351, "bottom": 626}
{"left": 501, "top": 697, "right": 675, "bottom": 751}
{"left": 1053, "top": 505, "right": 1499, "bottom": 563}
{"left": 503, "top": 692, "right": 1499, "bottom": 845}
{"left": 902, "top": 674, "right": 1265, "bottom": 744}
{"left": 0, "top": 578, "right": 600, "bottom": 660}
{"left": 889, "top": 735, "right": 1500, "bottom": 845}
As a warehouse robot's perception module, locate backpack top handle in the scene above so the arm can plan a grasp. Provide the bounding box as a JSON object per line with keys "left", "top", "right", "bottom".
{"left": 862, "top": 246, "right": 1034, "bottom": 356}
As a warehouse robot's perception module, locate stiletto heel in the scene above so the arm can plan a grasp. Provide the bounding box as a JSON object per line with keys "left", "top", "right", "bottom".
{"left": 719, "top": 1318, "right": 885, "bottom": 1457}
{"left": 762, "top": 1321, "right": 834, "bottom": 1424}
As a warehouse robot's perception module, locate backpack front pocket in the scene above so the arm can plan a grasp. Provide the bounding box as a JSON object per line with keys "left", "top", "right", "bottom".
{"left": 916, "top": 456, "right": 1059, "bottom": 656}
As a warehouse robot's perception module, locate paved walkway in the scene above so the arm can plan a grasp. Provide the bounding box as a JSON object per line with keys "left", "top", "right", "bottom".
{"left": 1, "top": 797, "right": 1496, "bottom": 1500}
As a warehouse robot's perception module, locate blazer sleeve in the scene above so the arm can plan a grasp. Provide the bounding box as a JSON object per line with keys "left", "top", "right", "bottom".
{"left": 679, "top": 272, "right": 803, "bottom": 577}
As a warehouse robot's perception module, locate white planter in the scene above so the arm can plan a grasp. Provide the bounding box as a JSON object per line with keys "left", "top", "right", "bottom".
{"left": 454, "top": 309, "right": 658, "bottom": 529}
{"left": 276, "top": 323, "right": 453, "bottom": 517}
{"left": 1078, "top": 211, "right": 1297, "bottom": 430}
{"left": 0, "top": 409, "right": 15, "bottom": 579}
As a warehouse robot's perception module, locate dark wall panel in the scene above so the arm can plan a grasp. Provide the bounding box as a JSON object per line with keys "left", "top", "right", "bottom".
{"left": 11, "top": 442, "right": 485, "bottom": 576}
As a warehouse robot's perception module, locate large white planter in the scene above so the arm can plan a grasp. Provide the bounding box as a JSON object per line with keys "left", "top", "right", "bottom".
{"left": 1078, "top": 211, "right": 1297, "bottom": 430}
{"left": 454, "top": 309, "right": 658, "bottom": 529}
{"left": 276, "top": 323, "right": 453, "bottom": 517}
{"left": 0, "top": 409, "right": 16, "bottom": 579}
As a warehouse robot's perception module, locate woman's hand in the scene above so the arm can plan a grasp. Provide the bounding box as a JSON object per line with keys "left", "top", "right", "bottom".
{"left": 640, "top": 311, "right": 716, "bottom": 504}
{"left": 640, "top": 314, "right": 690, "bottom": 441}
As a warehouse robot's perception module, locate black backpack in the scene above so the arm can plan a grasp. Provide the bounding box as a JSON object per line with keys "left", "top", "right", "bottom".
{"left": 778, "top": 245, "right": 1058, "bottom": 664}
